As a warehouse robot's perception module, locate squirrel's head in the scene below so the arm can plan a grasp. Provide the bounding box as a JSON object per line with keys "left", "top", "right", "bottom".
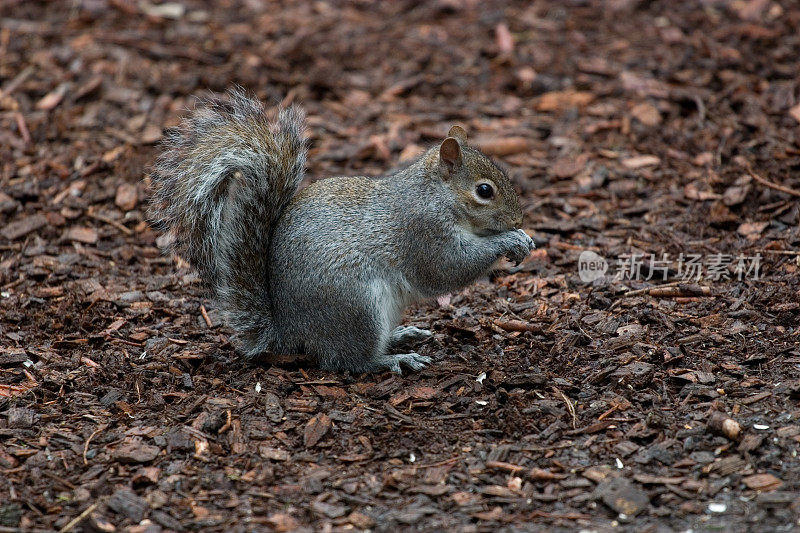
{"left": 436, "top": 125, "right": 523, "bottom": 236}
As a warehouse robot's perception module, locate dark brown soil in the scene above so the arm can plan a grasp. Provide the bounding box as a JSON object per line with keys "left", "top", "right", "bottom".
{"left": 2, "top": 1, "right": 800, "bottom": 532}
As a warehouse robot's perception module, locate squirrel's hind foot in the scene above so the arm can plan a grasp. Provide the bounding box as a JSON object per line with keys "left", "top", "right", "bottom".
{"left": 388, "top": 326, "right": 433, "bottom": 349}
{"left": 368, "top": 352, "right": 432, "bottom": 374}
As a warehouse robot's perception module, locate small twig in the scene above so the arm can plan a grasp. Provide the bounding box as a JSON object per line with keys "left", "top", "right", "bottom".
{"left": 620, "top": 281, "right": 710, "bottom": 299}
{"left": 621, "top": 280, "right": 683, "bottom": 298}
{"left": 2, "top": 274, "right": 25, "bottom": 290}
{"left": 555, "top": 387, "right": 577, "bottom": 429}
{"left": 486, "top": 460, "right": 525, "bottom": 474}
{"left": 83, "top": 423, "right": 108, "bottom": 465}
{"left": 529, "top": 510, "right": 593, "bottom": 521}
{"left": 754, "top": 249, "right": 800, "bottom": 255}
{"left": 692, "top": 93, "right": 706, "bottom": 125}
{"left": 383, "top": 402, "right": 415, "bottom": 424}
{"left": 109, "top": 337, "right": 143, "bottom": 347}
{"left": 86, "top": 212, "right": 133, "bottom": 235}
{"left": 200, "top": 304, "right": 213, "bottom": 328}
{"left": 0, "top": 65, "right": 35, "bottom": 97}
{"left": 42, "top": 470, "right": 76, "bottom": 490}
{"left": 412, "top": 456, "right": 461, "bottom": 469}
{"left": 745, "top": 162, "right": 800, "bottom": 198}
{"left": 597, "top": 404, "right": 619, "bottom": 421}
{"left": 58, "top": 501, "right": 100, "bottom": 533}
{"left": 493, "top": 319, "right": 544, "bottom": 333}
{"left": 648, "top": 284, "right": 710, "bottom": 297}
{"left": 486, "top": 460, "right": 567, "bottom": 480}
{"left": 14, "top": 112, "right": 31, "bottom": 144}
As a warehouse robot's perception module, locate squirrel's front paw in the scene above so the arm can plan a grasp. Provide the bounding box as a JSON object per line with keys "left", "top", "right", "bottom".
{"left": 504, "top": 229, "right": 535, "bottom": 265}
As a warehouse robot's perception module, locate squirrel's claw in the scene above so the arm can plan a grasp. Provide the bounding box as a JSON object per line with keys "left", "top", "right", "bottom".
{"left": 386, "top": 352, "right": 432, "bottom": 374}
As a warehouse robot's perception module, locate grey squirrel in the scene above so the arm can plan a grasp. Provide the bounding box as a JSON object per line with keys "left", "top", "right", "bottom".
{"left": 148, "top": 89, "right": 534, "bottom": 373}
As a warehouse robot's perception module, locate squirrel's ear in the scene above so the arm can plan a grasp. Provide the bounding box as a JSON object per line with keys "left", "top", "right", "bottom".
{"left": 439, "top": 137, "right": 462, "bottom": 176}
{"left": 447, "top": 125, "right": 467, "bottom": 143}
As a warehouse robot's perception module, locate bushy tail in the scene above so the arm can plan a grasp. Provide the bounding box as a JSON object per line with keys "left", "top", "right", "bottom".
{"left": 148, "top": 88, "right": 306, "bottom": 355}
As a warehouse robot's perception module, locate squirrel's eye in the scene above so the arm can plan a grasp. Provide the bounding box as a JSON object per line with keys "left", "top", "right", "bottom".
{"left": 476, "top": 183, "right": 494, "bottom": 199}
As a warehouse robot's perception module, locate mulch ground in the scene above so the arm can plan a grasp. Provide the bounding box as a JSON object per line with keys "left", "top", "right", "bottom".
{"left": 2, "top": 1, "right": 800, "bottom": 531}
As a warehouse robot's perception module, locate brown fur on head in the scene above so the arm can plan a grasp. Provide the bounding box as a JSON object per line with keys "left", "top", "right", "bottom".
{"left": 436, "top": 126, "right": 523, "bottom": 236}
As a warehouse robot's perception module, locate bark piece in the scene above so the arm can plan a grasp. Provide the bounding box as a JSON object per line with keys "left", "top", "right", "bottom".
{"left": 7, "top": 407, "right": 36, "bottom": 428}
{"left": 304, "top": 413, "right": 332, "bottom": 447}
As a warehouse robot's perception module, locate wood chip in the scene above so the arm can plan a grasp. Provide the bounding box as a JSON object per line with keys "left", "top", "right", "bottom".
{"left": 495, "top": 22, "right": 514, "bottom": 55}
{"left": 0, "top": 445, "right": 19, "bottom": 468}
{"left": 596, "top": 477, "right": 649, "bottom": 516}
{"left": 35, "top": 83, "right": 67, "bottom": 110}
{"left": 633, "top": 474, "right": 686, "bottom": 485}
{"left": 474, "top": 136, "right": 530, "bottom": 156}
{"left": 737, "top": 221, "right": 769, "bottom": 238}
{"left": 141, "top": 123, "right": 163, "bottom": 144}
{"left": 7, "top": 407, "right": 36, "bottom": 428}
{"left": 259, "top": 446, "right": 290, "bottom": 461}
{"left": 684, "top": 182, "right": 721, "bottom": 200}
{"left": 536, "top": 90, "right": 595, "bottom": 111}
{"left": 722, "top": 184, "right": 751, "bottom": 206}
{"left": 630, "top": 102, "right": 662, "bottom": 126}
{"left": 347, "top": 511, "right": 376, "bottom": 529}
{"left": 115, "top": 183, "right": 138, "bottom": 211}
{"left": 113, "top": 438, "right": 161, "bottom": 463}
{"left": 2, "top": 214, "right": 48, "bottom": 240}
{"left": 743, "top": 473, "right": 783, "bottom": 491}
{"left": 66, "top": 226, "right": 99, "bottom": 244}
{"left": 108, "top": 488, "right": 149, "bottom": 522}
{"left": 552, "top": 154, "right": 588, "bottom": 179}
{"left": 741, "top": 391, "right": 772, "bottom": 405}
{"left": 790, "top": 104, "right": 800, "bottom": 124}
{"left": 266, "top": 513, "right": 300, "bottom": 532}
{"left": 409, "top": 484, "right": 452, "bottom": 496}
{"left": 409, "top": 385, "right": 438, "bottom": 400}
